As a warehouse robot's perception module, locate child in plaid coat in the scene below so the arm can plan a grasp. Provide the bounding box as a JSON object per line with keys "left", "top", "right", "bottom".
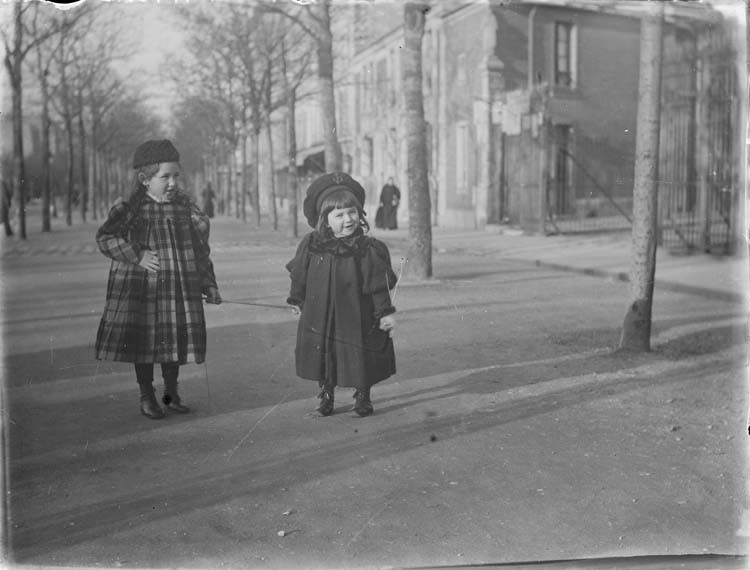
{"left": 95, "top": 139, "right": 221, "bottom": 419}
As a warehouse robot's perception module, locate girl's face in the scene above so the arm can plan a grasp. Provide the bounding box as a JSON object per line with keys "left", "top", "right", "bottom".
{"left": 143, "top": 162, "right": 180, "bottom": 198}
{"left": 327, "top": 206, "right": 359, "bottom": 237}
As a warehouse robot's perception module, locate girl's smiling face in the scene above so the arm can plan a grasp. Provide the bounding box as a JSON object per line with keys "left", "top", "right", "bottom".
{"left": 143, "top": 162, "right": 181, "bottom": 198}
{"left": 327, "top": 206, "right": 360, "bottom": 237}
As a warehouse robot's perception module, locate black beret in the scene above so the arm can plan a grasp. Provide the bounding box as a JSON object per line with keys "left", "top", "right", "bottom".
{"left": 132, "top": 139, "right": 180, "bottom": 169}
{"left": 303, "top": 172, "right": 366, "bottom": 227}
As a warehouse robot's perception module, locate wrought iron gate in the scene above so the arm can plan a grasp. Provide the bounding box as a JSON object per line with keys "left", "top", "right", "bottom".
{"left": 658, "top": 30, "right": 738, "bottom": 253}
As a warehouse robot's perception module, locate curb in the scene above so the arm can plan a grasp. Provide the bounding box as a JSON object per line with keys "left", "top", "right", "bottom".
{"left": 532, "top": 259, "right": 745, "bottom": 304}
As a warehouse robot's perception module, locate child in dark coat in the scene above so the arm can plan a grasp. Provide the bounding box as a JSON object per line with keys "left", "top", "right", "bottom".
{"left": 95, "top": 139, "right": 221, "bottom": 419}
{"left": 286, "top": 172, "right": 397, "bottom": 417}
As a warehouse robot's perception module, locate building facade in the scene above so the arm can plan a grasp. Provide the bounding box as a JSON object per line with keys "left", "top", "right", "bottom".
{"left": 288, "top": 1, "right": 743, "bottom": 251}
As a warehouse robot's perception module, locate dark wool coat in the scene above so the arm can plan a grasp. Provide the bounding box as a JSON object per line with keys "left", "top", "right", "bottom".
{"left": 95, "top": 192, "right": 217, "bottom": 364}
{"left": 286, "top": 231, "right": 397, "bottom": 389}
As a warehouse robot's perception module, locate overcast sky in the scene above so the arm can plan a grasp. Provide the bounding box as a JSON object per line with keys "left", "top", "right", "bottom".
{"left": 101, "top": 2, "right": 188, "bottom": 123}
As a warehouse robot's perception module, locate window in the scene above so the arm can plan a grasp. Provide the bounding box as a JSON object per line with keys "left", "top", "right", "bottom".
{"left": 376, "top": 58, "right": 388, "bottom": 102}
{"left": 554, "top": 22, "right": 577, "bottom": 88}
{"left": 455, "top": 122, "right": 471, "bottom": 195}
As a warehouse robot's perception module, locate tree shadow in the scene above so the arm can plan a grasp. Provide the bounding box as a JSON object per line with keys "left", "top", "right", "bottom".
{"left": 9, "top": 354, "right": 729, "bottom": 562}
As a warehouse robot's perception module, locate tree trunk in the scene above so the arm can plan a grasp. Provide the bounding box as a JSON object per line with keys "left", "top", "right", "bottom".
{"left": 211, "top": 152, "right": 221, "bottom": 215}
{"left": 77, "top": 97, "right": 87, "bottom": 223}
{"left": 251, "top": 130, "right": 261, "bottom": 226}
{"left": 88, "top": 132, "right": 97, "bottom": 221}
{"left": 287, "top": 90, "right": 299, "bottom": 238}
{"left": 10, "top": 71, "right": 26, "bottom": 239}
{"left": 35, "top": 41, "right": 52, "bottom": 233}
{"left": 265, "top": 121, "right": 278, "bottom": 230}
{"left": 6, "top": 4, "right": 26, "bottom": 239}
{"left": 312, "top": 1, "right": 342, "bottom": 172}
{"left": 41, "top": 92, "right": 51, "bottom": 232}
{"left": 241, "top": 134, "right": 248, "bottom": 223}
{"left": 59, "top": 39, "right": 74, "bottom": 226}
{"left": 619, "top": 6, "right": 663, "bottom": 352}
{"left": 232, "top": 150, "right": 239, "bottom": 219}
{"left": 101, "top": 153, "right": 109, "bottom": 214}
{"left": 2, "top": 181, "right": 12, "bottom": 236}
{"left": 64, "top": 114, "right": 75, "bottom": 226}
{"left": 403, "top": 2, "right": 432, "bottom": 279}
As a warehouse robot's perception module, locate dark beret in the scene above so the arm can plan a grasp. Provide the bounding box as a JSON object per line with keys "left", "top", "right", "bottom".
{"left": 303, "top": 172, "right": 366, "bottom": 227}
{"left": 132, "top": 139, "right": 180, "bottom": 169}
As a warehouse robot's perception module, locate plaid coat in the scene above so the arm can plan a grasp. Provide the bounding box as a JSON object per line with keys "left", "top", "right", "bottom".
{"left": 95, "top": 192, "right": 217, "bottom": 364}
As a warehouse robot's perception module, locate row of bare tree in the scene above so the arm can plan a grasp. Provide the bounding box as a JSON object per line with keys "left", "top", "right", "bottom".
{"left": 168, "top": 3, "right": 315, "bottom": 233}
{"left": 2, "top": 1, "right": 433, "bottom": 277}
{"left": 3, "top": 0, "right": 661, "bottom": 350}
{"left": 165, "top": 0, "right": 359, "bottom": 241}
{"left": 165, "top": 1, "right": 433, "bottom": 275}
{"left": 2, "top": 2, "right": 163, "bottom": 239}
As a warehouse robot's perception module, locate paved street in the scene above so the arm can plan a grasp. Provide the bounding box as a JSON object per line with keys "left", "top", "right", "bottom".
{"left": 2, "top": 215, "right": 748, "bottom": 569}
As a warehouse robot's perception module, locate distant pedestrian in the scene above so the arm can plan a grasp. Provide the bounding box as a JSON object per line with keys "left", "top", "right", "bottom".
{"left": 95, "top": 139, "right": 222, "bottom": 420}
{"left": 202, "top": 181, "right": 216, "bottom": 218}
{"left": 286, "top": 172, "right": 397, "bottom": 417}
{"left": 378, "top": 176, "right": 401, "bottom": 230}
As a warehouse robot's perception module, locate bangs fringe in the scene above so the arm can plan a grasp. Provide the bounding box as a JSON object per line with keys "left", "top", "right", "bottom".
{"left": 318, "top": 189, "right": 361, "bottom": 212}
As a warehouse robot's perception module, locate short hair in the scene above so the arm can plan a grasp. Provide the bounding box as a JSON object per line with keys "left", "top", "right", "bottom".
{"left": 315, "top": 189, "right": 369, "bottom": 235}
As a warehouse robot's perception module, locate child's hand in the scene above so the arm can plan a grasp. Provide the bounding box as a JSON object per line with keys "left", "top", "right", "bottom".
{"left": 379, "top": 315, "right": 396, "bottom": 337}
{"left": 205, "top": 287, "right": 222, "bottom": 305}
{"left": 289, "top": 305, "right": 301, "bottom": 316}
{"left": 138, "top": 249, "right": 159, "bottom": 273}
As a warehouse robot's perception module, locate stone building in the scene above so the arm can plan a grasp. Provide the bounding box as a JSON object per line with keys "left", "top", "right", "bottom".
{"left": 289, "top": 1, "right": 744, "bottom": 251}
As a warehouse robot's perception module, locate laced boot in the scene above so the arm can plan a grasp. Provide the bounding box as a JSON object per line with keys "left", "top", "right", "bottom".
{"left": 353, "top": 387, "right": 373, "bottom": 417}
{"left": 317, "top": 382, "right": 335, "bottom": 416}
{"left": 139, "top": 381, "right": 165, "bottom": 420}
{"left": 163, "top": 372, "right": 190, "bottom": 414}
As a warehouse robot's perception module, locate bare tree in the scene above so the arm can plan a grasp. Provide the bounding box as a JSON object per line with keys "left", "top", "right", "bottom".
{"left": 178, "top": 8, "right": 246, "bottom": 218}
{"left": 2, "top": 2, "right": 59, "bottom": 238}
{"left": 54, "top": 20, "right": 78, "bottom": 227}
{"left": 171, "top": 94, "right": 223, "bottom": 192}
{"left": 279, "top": 32, "right": 314, "bottom": 238}
{"left": 255, "top": 12, "right": 307, "bottom": 231}
{"left": 96, "top": 94, "right": 161, "bottom": 206}
{"left": 228, "top": 4, "right": 269, "bottom": 226}
{"left": 402, "top": 2, "right": 432, "bottom": 278}
{"left": 263, "top": 0, "right": 342, "bottom": 172}
{"left": 30, "top": 3, "right": 62, "bottom": 232}
{"left": 619, "top": 5, "right": 664, "bottom": 351}
{"left": 68, "top": 15, "right": 123, "bottom": 223}
{"left": 44, "top": 9, "right": 96, "bottom": 227}
{"left": 85, "top": 74, "right": 123, "bottom": 221}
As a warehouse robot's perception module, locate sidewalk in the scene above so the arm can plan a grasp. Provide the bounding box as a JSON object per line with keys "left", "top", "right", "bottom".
{"left": 3, "top": 214, "right": 747, "bottom": 303}
{"left": 372, "top": 225, "right": 749, "bottom": 304}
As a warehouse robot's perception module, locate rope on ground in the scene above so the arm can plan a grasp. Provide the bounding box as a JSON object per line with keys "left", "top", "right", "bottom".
{"left": 206, "top": 298, "right": 293, "bottom": 310}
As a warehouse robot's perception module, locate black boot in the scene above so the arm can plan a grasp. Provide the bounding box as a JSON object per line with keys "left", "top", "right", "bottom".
{"left": 139, "top": 382, "right": 165, "bottom": 420}
{"left": 317, "top": 382, "right": 335, "bottom": 416}
{"left": 353, "top": 387, "right": 373, "bottom": 417}
{"left": 162, "top": 364, "right": 190, "bottom": 414}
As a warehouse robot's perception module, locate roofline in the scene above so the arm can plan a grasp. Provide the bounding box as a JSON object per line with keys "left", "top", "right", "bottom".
{"left": 492, "top": 0, "right": 723, "bottom": 26}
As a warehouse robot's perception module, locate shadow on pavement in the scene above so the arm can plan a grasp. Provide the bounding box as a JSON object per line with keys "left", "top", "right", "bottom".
{"left": 9, "top": 354, "right": 734, "bottom": 561}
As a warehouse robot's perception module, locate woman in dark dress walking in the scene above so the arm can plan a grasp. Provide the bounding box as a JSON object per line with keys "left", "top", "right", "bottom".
{"left": 378, "top": 176, "right": 401, "bottom": 230}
